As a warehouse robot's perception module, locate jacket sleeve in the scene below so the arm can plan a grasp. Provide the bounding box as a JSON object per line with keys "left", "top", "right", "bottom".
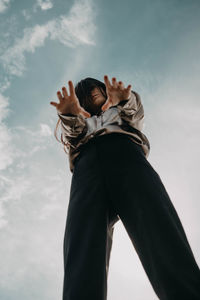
{"left": 117, "top": 90, "right": 145, "bottom": 131}
{"left": 57, "top": 112, "right": 88, "bottom": 148}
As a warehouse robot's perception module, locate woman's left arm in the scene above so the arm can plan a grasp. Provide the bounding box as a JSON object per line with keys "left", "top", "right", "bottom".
{"left": 117, "top": 90, "right": 145, "bottom": 132}
{"left": 101, "top": 75, "right": 145, "bottom": 131}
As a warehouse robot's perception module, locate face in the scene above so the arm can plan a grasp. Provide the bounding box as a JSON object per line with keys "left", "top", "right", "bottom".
{"left": 90, "top": 87, "right": 107, "bottom": 114}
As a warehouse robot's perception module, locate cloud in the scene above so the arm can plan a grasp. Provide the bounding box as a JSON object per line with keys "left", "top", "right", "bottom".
{"left": 21, "top": 9, "right": 32, "bottom": 21}
{"left": 0, "top": 93, "right": 14, "bottom": 171}
{"left": 0, "top": 122, "right": 69, "bottom": 231}
{"left": 0, "top": 0, "right": 10, "bottom": 14}
{"left": 0, "top": 123, "right": 13, "bottom": 170}
{"left": 0, "top": 0, "right": 97, "bottom": 76}
{"left": 35, "top": 0, "right": 54, "bottom": 11}
{"left": 0, "top": 76, "right": 11, "bottom": 93}
{"left": 0, "top": 173, "right": 31, "bottom": 230}
{"left": 0, "top": 114, "right": 59, "bottom": 229}
{"left": 39, "top": 123, "right": 52, "bottom": 136}
{"left": 0, "top": 175, "right": 31, "bottom": 204}
{"left": 0, "top": 201, "right": 8, "bottom": 229}
{"left": 0, "top": 93, "right": 52, "bottom": 172}
{"left": 0, "top": 165, "right": 68, "bottom": 298}
{"left": 0, "top": 92, "right": 10, "bottom": 121}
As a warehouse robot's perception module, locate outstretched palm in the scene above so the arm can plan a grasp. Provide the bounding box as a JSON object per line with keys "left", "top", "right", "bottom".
{"left": 50, "top": 80, "right": 91, "bottom": 118}
{"left": 101, "top": 75, "right": 132, "bottom": 112}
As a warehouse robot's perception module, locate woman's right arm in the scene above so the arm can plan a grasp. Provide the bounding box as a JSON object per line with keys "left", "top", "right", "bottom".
{"left": 50, "top": 80, "right": 90, "bottom": 147}
{"left": 57, "top": 112, "right": 88, "bottom": 147}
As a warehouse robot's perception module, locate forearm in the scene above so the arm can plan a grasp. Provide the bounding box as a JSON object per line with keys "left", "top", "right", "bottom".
{"left": 58, "top": 112, "right": 88, "bottom": 140}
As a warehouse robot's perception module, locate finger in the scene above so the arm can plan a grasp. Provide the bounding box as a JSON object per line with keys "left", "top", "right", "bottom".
{"left": 112, "top": 77, "right": 118, "bottom": 88}
{"left": 125, "top": 85, "right": 132, "bottom": 99}
{"left": 101, "top": 99, "right": 112, "bottom": 111}
{"left": 50, "top": 101, "right": 58, "bottom": 107}
{"left": 80, "top": 108, "right": 91, "bottom": 118}
{"left": 68, "top": 80, "right": 75, "bottom": 98}
{"left": 118, "top": 81, "right": 125, "bottom": 90}
{"left": 57, "top": 91, "right": 63, "bottom": 103}
{"left": 126, "top": 84, "right": 132, "bottom": 91}
{"left": 104, "top": 75, "right": 112, "bottom": 89}
{"left": 62, "top": 86, "right": 69, "bottom": 98}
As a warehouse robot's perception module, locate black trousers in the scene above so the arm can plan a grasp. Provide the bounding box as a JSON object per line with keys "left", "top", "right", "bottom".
{"left": 62, "top": 132, "right": 200, "bottom": 300}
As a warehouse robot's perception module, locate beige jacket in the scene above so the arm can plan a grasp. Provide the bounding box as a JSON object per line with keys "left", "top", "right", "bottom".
{"left": 57, "top": 90, "right": 150, "bottom": 173}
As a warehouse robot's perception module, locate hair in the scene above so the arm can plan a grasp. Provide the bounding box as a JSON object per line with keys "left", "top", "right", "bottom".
{"left": 54, "top": 77, "right": 107, "bottom": 154}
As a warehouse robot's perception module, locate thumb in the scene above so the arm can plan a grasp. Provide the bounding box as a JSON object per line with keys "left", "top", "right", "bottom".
{"left": 80, "top": 108, "right": 91, "bottom": 118}
{"left": 101, "top": 98, "right": 111, "bottom": 111}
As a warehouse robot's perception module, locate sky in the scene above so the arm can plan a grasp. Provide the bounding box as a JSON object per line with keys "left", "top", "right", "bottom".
{"left": 0, "top": 0, "right": 200, "bottom": 299}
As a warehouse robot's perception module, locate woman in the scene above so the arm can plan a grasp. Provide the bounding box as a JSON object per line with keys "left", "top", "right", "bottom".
{"left": 50, "top": 75, "right": 200, "bottom": 300}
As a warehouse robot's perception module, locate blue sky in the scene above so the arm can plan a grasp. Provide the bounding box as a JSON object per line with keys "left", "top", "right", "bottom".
{"left": 0, "top": 0, "right": 200, "bottom": 299}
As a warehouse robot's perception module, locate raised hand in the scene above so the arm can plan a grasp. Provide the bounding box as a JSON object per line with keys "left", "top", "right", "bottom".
{"left": 50, "top": 80, "right": 91, "bottom": 118}
{"left": 101, "top": 75, "right": 132, "bottom": 112}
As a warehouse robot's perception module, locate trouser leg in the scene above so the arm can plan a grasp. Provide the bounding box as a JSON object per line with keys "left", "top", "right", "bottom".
{"left": 95, "top": 133, "right": 200, "bottom": 300}
{"left": 62, "top": 145, "right": 119, "bottom": 300}
{"left": 106, "top": 208, "right": 120, "bottom": 277}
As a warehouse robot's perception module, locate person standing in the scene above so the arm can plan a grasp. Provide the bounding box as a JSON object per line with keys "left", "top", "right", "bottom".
{"left": 50, "top": 75, "right": 200, "bottom": 300}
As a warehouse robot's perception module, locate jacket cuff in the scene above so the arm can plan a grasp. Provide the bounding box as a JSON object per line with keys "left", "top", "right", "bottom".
{"left": 57, "top": 112, "right": 86, "bottom": 127}
{"left": 117, "top": 90, "right": 140, "bottom": 114}
{"left": 57, "top": 112, "right": 87, "bottom": 136}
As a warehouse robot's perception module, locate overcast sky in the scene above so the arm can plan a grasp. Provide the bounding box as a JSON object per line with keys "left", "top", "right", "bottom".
{"left": 0, "top": 0, "right": 200, "bottom": 299}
